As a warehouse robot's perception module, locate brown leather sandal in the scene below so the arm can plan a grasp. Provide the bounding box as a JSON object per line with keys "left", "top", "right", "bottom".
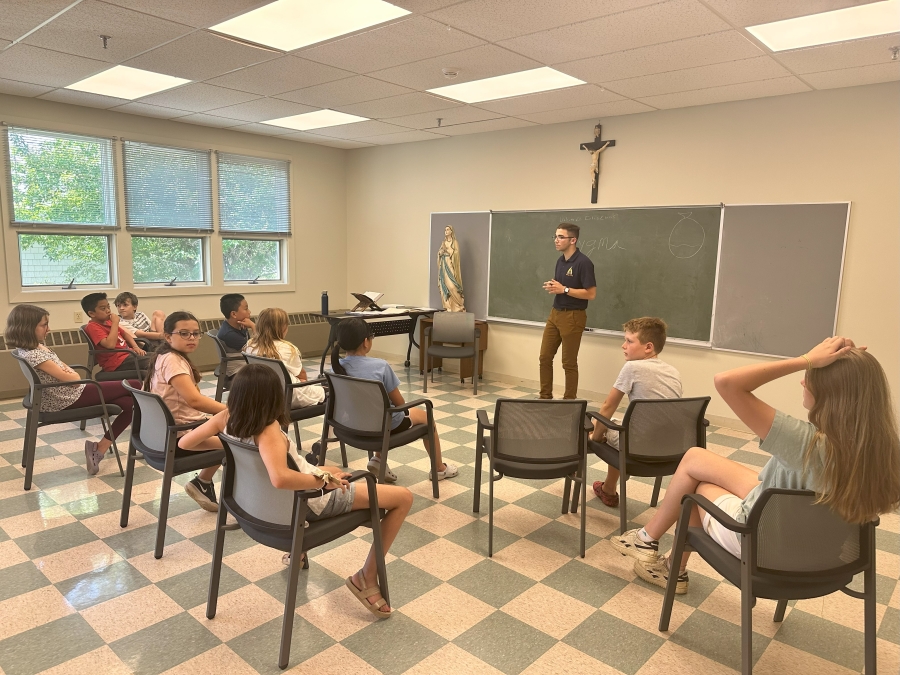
{"left": 345, "top": 575, "right": 390, "bottom": 619}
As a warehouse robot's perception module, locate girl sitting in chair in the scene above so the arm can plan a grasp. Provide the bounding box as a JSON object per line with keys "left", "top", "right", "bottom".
{"left": 180, "top": 364, "right": 412, "bottom": 618}
{"left": 243, "top": 307, "right": 325, "bottom": 409}
{"left": 611, "top": 337, "right": 900, "bottom": 594}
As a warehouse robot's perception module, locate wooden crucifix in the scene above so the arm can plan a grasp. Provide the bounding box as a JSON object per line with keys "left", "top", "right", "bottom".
{"left": 579, "top": 122, "right": 615, "bottom": 204}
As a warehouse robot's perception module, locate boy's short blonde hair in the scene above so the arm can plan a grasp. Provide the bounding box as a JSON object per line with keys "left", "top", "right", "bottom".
{"left": 623, "top": 317, "right": 668, "bottom": 354}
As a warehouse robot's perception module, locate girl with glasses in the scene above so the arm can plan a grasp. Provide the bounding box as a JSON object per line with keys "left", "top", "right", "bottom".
{"left": 144, "top": 311, "right": 227, "bottom": 512}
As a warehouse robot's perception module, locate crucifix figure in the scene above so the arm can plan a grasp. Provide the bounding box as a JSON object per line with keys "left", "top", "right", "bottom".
{"left": 579, "top": 122, "right": 616, "bottom": 204}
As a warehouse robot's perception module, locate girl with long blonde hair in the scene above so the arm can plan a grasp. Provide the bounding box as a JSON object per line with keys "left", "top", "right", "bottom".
{"left": 610, "top": 337, "right": 900, "bottom": 595}
{"left": 243, "top": 307, "right": 325, "bottom": 408}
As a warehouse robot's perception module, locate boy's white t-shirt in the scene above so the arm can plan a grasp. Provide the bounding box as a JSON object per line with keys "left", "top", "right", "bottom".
{"left": 606, "top": 358, "right": 682, "bottom": 448}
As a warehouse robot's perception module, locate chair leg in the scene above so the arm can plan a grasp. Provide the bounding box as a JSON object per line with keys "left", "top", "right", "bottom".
{"left": 293, "top": 422, "right": 301, "bottom": 450}
{"left": 154, "top": 462, "right": 176, "bottom": 559}
{"left": 580, "top": 460, "right": 587, "bottom": 558}
{"left": 280, "top": 528, "right": 305, "bottom": 669}
{"left": 370, "top": 495, "right": 390, "bottom": 609}
{"left": 569, "top": 474, "right": 580, "bottom": 513}
{"left": 80, "top": 419, "right": 86, "bottom": 431}
{"left": 339, "top": 442, "right": 347, "bottom": 468}
{"left": 120, "top": 442, "right": 138, "bottom": 527}
{"left": 427, "top": 428, "right": 439, "bottom": 499}
{"left": 22, "top": 412, "right": 39, "bottom": 490}
{"left": 650, "top": 476, "right": 662, "bottom": 507}
{"left": 423, "top": 353, "right": 429, "bottom": 393}
{"left": 488, "top": 455, "right": 495, "bottom": 557}
{"left": 473, "top": 441, "right": 483, "bottom": 513}
{"left": 864, "top": 560, "right": 877, "bottom": 674}
{"left": 101, "top": 414, "right": 124, "bottom": 476}
{"left": 215, "top": 375, "right": 225, "bottom": 403}
{"left": 472, "top": 348, "right": 478, "bottom": 395}
{"left": 659, "top": 500, "right": 692, "bottom": 632}
{"left": 206, "top": 496, "right": 229, "bottom": 620}
{"left": 619, "top": 473, "right": 628, "bottom": 534}
{"left": 561, "top": 475, "right": 572, "bottom": 515}
{"left": 773, "top": 599, "right": 788, "bottom": 623}
{"left": 740, "top": 535, "right": 754, "bottom": 675}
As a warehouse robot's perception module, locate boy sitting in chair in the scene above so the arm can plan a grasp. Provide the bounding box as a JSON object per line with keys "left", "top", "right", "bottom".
{"left": 591, "top": 317, "right": 682, "bottom": 507}
{"left": 82, "top": 292, "right": 150, "bottom": 375}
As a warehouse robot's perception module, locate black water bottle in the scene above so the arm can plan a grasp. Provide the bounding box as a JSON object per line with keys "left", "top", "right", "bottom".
{"left": 321, "top": 291, "right": 329, "bottom": 316}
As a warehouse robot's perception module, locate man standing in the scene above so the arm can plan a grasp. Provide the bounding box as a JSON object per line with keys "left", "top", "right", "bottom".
{"left": 539, "top": 223, "right": 597, "bottom": 399}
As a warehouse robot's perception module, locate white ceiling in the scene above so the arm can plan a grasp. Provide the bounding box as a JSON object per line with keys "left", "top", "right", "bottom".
{"left": 0, "top": 0, "right": 896, "bottom": 149}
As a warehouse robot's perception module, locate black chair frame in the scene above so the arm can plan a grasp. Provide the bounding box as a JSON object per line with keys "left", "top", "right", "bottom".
{"left": 120, "top": 381, "right": 225, "bottom": 559}
{"left": 659, "top": 488, "right": 878, "bottom": 674}
{"left": 206, "top": 330, "right": 247, "bottom": 402}
{"left": 580, "top": 396, "right": 711, "bottom": 533}
{"left": 208, "top": 435, "right": 389, "bottom": 670}
{"left": 13, "top": 353, "right": 125, "bottom": 490}
{"left": 423, "top": 316, "right": 481, "bottom": 395}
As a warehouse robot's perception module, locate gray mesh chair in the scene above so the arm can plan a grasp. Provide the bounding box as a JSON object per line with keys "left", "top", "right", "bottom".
{"left": 474, "top": 399, "right": 591, "bottom": 557}
{"left": 120, "top": 381, "right": 225, "bottom": 559}
{"left": 659, "top": 488, "right": 878, "bottom": 674}
{"left": 582, "top": 397, "right": 710, "bottom": 534}
{"left": 208, "top": 435, "right": 388, "bottom": 670}
{"left": 323, "top": 372, "right": 440, "bottom": 498}
{"left": 12, "top": 352, "right": 124, "bottom": 490}
{"left": 206, "top": 330, "right": 246, "bottom": 402}
{"left": 423, "top": 312, "right": 480, "bottom": 394}
{"left": 242, "top": 354, "right": 346, "bottom": 466}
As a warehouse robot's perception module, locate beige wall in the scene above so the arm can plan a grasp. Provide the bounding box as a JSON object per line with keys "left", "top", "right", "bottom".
{"left": 0, "top": 93, "right": 347, "bottom": 330}
{"left": 346, "top": 83, "right": 900, "bottom": 420}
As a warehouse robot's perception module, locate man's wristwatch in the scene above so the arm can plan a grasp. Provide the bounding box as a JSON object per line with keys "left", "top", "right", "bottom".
{"left": 564, "top": 287, "right": 570, "bottom": 294}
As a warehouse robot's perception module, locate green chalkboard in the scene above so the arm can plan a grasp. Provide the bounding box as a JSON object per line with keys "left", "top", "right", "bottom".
{"left": 488, "top": 207, "right": 721, "bottom": 342}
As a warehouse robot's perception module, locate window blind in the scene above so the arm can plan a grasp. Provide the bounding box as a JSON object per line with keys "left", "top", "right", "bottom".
{"left": 123, "top": 141, "right": 213, "bottom": 232}
{"left": 5, "top": 126, "right": 116, "bottom": 227}
{"left": 217, "top": 152, "right": 290, "bottom": 234}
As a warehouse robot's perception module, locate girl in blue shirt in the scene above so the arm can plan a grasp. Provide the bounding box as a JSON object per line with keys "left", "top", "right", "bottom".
{"left": 331, "top": 318, "right": 457, "bottom": 483}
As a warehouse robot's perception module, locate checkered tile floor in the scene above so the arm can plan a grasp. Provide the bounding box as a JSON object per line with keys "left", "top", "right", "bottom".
{"left": 0, "top": 357, "right": 897, "bottom": 675}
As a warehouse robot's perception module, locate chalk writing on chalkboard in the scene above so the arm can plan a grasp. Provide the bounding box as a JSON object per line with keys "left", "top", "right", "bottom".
{"left": 668, "top": 212, "right": 705, "bottom": 259}
{"left": 582, "top": 238, "right": 626, "bottom": 256}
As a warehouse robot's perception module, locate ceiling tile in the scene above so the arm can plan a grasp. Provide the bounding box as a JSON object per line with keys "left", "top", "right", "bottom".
{"left": 206, "top": 97, "right": 317, "bottom": 122}
{"left": 336, "top": 92, "right": 460, "bottom": 118}
{"left": 436, "top": 116, "right": 537, "bottom": 135}
{"left": 390, "top": 0, "right": 463, "bottom": 12}
{"left": 497, "top": 0, "right": 731, "bottom": 64}
{"left": 636, "top": 76, "right": 810, "bottom": 109}
{"left": 0, "top": 0, "right": 73, "bottom": 41}
{"left": 803, "top": 62, "right": 900, "bottom": 89}
{"left": 0, "top": 44, "right": 108, "bottom": 88}
{"left": 370, "top": 44, "right": 542, "bottom": 90}
{"left": 276, "top": 76, "right": 415, "bottom": 107}
{"left": 230, "top": 122, "right": 298, "bottom": 136}
{"left": 137, "top": 83, "right": 260, "bottom": 112}
{"left": 124, "top": 30, "right": 278, "bottom": 81}
{"left": 311, "top": 120, "right": 412, "bottom": 139}
{"left": 175, "top": 113, "right": 247, "bottom": 128}
{"left": 356, "top": 129, "right": 448, "bottom": 144}
{"left": 297, "top": 16, "right": 484, "bottom": 74}
{"left": 475, "top": 84, "right": 623, "bottom": 115}
{"left": 0, "top": 77, "right": 54, "bottom": 97}
{"left": 205, "top": 56, "right": 353, "bottom": 96}
{"left": 37, "top": 88, "right": 129, "bottom": 109}
{"left": 303, "top": 137, "right": 375, "bottom": 149}
{"left": 558, "top": 30, "right": 764, "bottom": 84}
{"left": 517, "top": 99, "right": 656, "bottom": 124}
{"left": 384, "top": 105, "right": 502, "bottom": 129}
{"left": 776, "top": 33, "right": 900, "bottom": 74}
{"left": 428, "top": 0, "right": 664, "bottom": 42}
{"left": 22, "top": 1, "right": 193, "bottom": 63}
{"left": 110, "top": 101, "right": 193, "bottom": 118}
{"left": 701, "top": 1, "right": 883, "bottom": 28}
{"left": 102, "top": 1, "right": 273, "bottom": 29}
{"left": 604, "top": 56, "right": 790, "bottom": 98}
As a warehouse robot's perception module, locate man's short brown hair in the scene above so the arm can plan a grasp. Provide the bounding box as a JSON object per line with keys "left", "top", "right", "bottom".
{"left": 557, "top": 222, "right": 580, "bottom": 241}
{"left": 622, "top": 317, "right": 668, "bottom": 354}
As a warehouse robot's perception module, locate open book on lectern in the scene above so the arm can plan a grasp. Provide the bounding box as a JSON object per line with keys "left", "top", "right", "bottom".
{"left": 350, "top": 291, "right": 384, "bottom": 312}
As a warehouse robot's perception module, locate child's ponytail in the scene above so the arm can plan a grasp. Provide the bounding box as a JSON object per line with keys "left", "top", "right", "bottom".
{"left": 330, "top": 317, "right": 372, "bottom": 375}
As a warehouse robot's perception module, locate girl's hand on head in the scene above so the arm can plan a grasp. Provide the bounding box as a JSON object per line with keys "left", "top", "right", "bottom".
{"left": 806, "top": 336, "right": 865, "bottom": 368}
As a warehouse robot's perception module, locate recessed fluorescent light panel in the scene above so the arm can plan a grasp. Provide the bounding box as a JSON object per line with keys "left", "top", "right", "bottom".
{"left": 428, "top": 67, "right": 585, "bottom": 103}
{"left": 747, "top": 0, "right": 900, "bottom": 51}
{"left": 210, "top": 0, "right": 410, "bottom": 52}
{"left": 262, "top": 110, "right": 370, "bottom": 131}
{"left": 66, "top": 65, "right": 189, "bottom": 99}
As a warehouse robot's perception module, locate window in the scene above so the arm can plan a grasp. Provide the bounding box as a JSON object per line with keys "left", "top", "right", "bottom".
{"left": 217, "top": 152, "right": 290, "bottom": 234}
{"left": 18, "top": 234, "right": 111, "bottom": 286}
{"left": 5, "top": 127, "right": 116, "bottom": 227}
{"left": 131, "top": 236, "right": 204, "bottom": 284}
{"left": 223, "top": 238, "right": 281, "bottom": 281}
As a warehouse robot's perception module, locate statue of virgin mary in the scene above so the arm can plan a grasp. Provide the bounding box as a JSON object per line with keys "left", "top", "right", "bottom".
{"left": 437, "top": 225, "right": 465, "bottom": 312}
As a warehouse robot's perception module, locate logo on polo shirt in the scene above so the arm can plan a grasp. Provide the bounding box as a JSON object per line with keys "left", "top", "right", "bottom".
{"left": 566, "top": 267, "right": 573, "bottom": 276}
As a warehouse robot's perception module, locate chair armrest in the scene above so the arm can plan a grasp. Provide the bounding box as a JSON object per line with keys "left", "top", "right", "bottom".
{"left": 390, "top": 398, "right": 432, "bottom": 413}
{"left": 294, "top": 470, "right": 379, "bottom": 503}
{"left": 681, "top": 493, "right": 749, "bottom": 533}
{"left": 474, "top": 327, "right": 481, "bottom": 338}
{"left": 171, "top": 420, "right": 207, "bottom": 433}
{"left": 583, "top": 415, "right": 594, "bottom": 433}
{"left": 36, "top": 378, "right": 100, "bottom": 391}
{"left": 424, "top": 326, "right": 432, "bottom": 339}
{"left": 289, "top": 377, "right": 327, "bottom": 390}
{"left": 702, "top": 419, "right": 710, "bottom": 427}
{"left": 69, "top": 365, "right": 91, "bottom": 376}
{"left": 587, "top": 411, "right": 625, "bottom": 431}
{"left": 476, "top": 409, "right": 494, "bottom": 430}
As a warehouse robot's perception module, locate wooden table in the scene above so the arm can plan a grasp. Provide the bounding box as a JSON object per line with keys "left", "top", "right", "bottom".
{"left": 418, "top": 318, "right": 488, "bottom": 380}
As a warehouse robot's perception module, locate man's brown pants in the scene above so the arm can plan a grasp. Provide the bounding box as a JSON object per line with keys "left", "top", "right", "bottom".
{"left": 539, "top": 308, "right": 586, "bottom": 399}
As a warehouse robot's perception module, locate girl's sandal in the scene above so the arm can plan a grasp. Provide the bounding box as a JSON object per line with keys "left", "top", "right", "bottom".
{"left": 345, "top": 576, "right": 390, "bottom": 619}
{"left": 281, "top": 553, "right": 308, "bottom": 569}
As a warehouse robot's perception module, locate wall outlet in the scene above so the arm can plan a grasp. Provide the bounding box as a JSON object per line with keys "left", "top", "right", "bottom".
{"left": 74, "top": 311, "right": 83, "bottom": 323}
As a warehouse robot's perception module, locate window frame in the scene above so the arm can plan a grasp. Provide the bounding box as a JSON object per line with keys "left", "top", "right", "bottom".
{"left": 221, "top": 235, "right": 285, "bottom": 284}
{"left": 0, "top": 120, "right": 294, "bottom": 303}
